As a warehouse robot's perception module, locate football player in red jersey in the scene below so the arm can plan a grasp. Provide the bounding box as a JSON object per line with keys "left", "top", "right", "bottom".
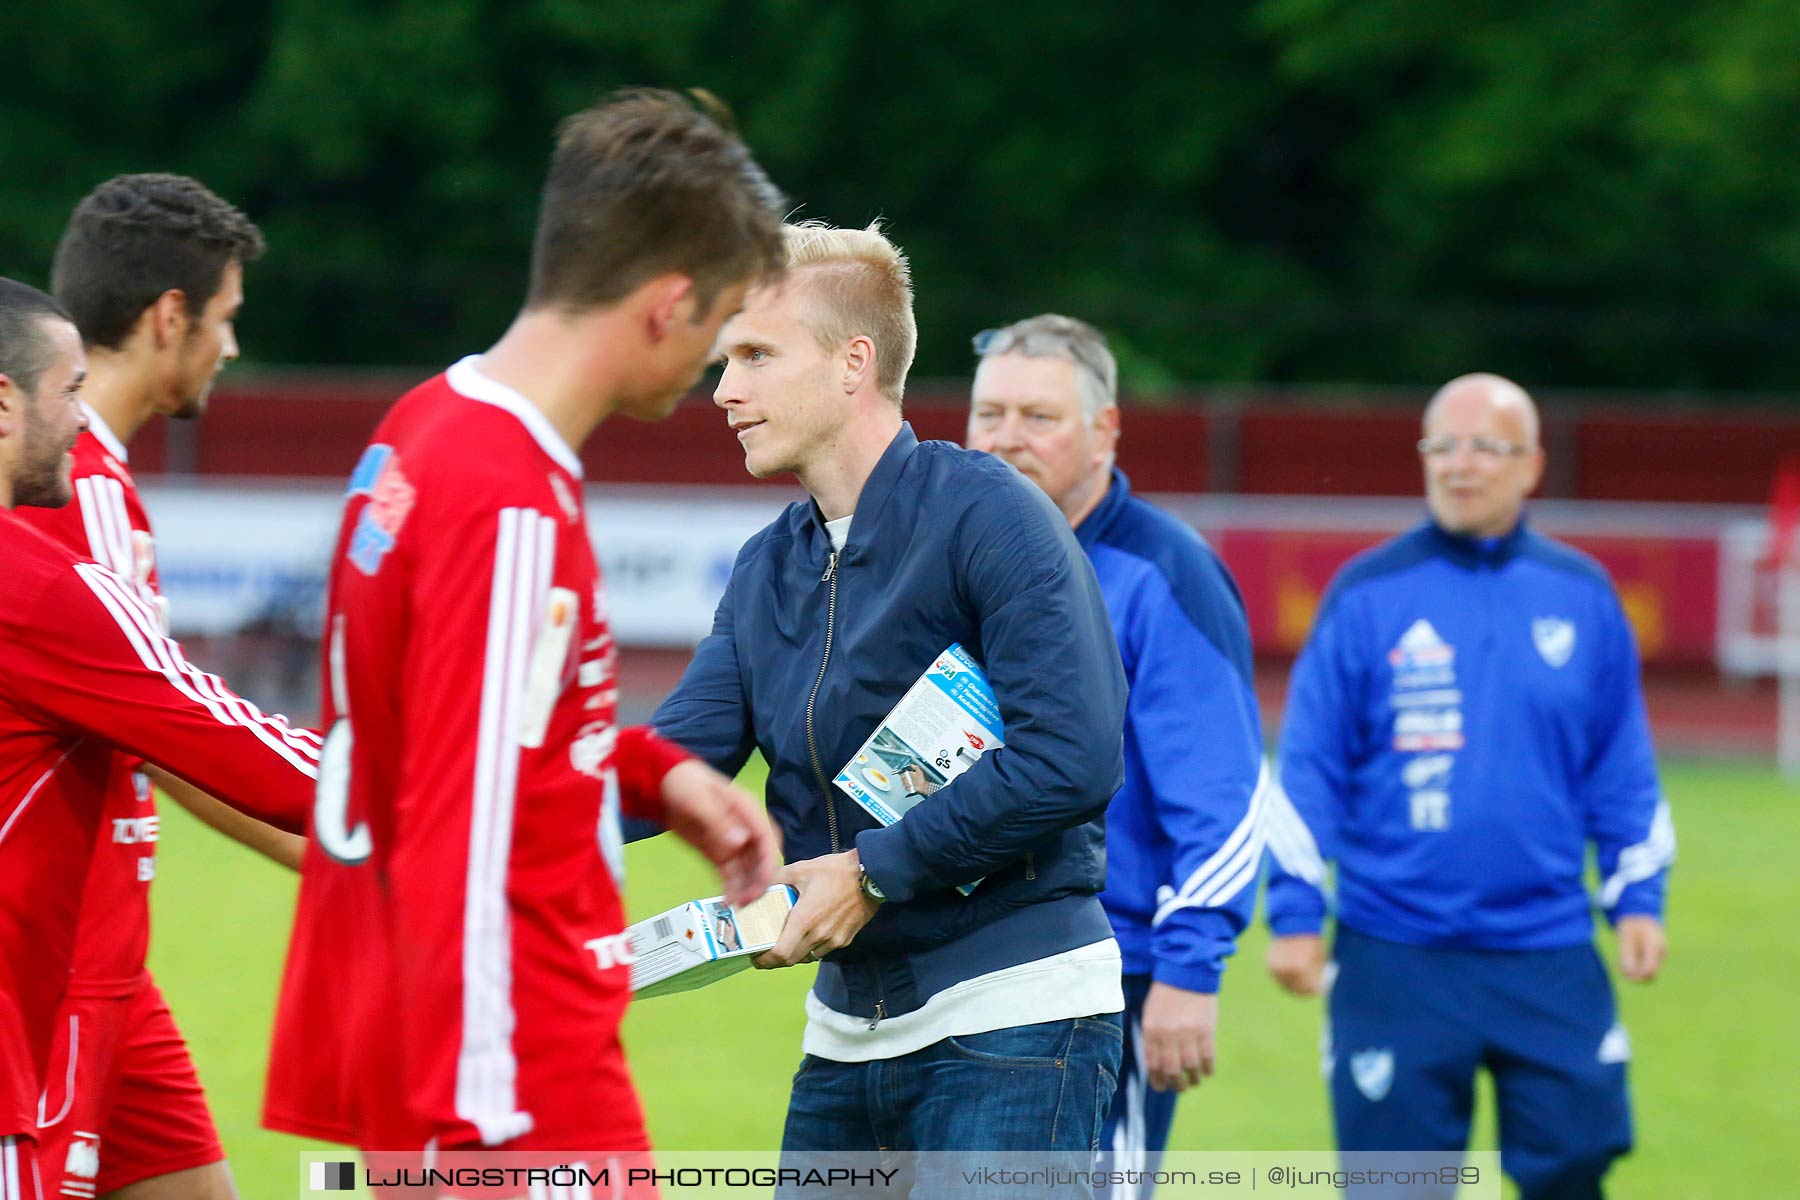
{"left": 263, "top": 91, "right": 785, "bottom": 1197}
{"left": 18, "top": 174, "right": 307, "bottom": 1200}
{"left": 0, "top": 277, "right": 316, "bottom": 1200}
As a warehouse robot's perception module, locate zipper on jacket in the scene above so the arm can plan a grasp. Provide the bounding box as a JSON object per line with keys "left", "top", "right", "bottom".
{"left": 805, "top": 550, "right": 843, "bottom": 852}
{"left": 869, "top": 975, "right": 887, "bottom": 1030}
{"left": 1025, "top": 852, "right": 1037, "bottom": 881}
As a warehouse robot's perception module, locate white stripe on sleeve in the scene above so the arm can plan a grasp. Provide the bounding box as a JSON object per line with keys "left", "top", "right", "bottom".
{"left": 83, "top": 564, "right": 320, "bottom": 766}
{"left": 1152, "top": 762, "right": 1271, "bottom": 925}
{"left": 96, "top": 478, "right": 133, "bottom": 585}
{"left": 1598, "top": 800, "right": 1676, "bottom": 910}
{"left": 75, "top": 478, "right": 114, "bottom": 571}
{"left": 73, "top": 564, "right": 320, "bottom": 777}
{"left": 1262, "top": 772, "right": 1329, "bottom": 888}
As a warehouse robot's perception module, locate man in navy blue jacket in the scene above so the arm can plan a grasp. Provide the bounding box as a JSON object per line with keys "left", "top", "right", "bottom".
{"left": 1262, "top": 374, "right": 1674, "bottom": 1199}
{"left": 653, "top": 224, "right": 1129, "bottom": 1166}
{"left": 967, "top": 315, "right": 1265, "bottom": 1182}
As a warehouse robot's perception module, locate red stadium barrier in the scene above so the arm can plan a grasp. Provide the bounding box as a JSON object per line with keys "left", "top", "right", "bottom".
{"left": 1571, "top": 409, "right": 1800, "bottom": 504}
{"left": 143, "top": 376, "right": 1800, "bottom": 506}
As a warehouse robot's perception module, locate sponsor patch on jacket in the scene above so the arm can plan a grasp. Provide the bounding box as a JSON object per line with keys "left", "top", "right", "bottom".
{"left": 345, "top": 444, "right": 416, "bottom": 575}
{"left": 1390, "top": 619, "right": 1465, "bottom": 750}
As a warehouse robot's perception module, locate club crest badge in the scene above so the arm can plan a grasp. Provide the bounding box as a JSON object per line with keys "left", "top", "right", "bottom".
{"left": 1349, "top": 1048, "right": 1395, "bottom": 1102}
{"left": 1532, "top": 617, "right": 1576, "bottom": 668}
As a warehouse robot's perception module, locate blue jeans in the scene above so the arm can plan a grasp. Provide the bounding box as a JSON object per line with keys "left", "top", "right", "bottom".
{"left": 779, "top": 1014, "right": 1124, "bottom": 1197}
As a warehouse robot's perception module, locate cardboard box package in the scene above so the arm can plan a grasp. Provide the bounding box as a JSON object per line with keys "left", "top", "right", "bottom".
{"left": 628, "top": 884, "right": 799, "bottom": 998}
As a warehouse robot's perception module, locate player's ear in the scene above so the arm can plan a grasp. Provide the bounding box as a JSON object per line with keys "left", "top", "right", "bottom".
{"left": 1095, "top": 403, "right": 1120, "bottom": 439}
{"left": 643, "top": 274, "right": 697, "bottom": 342}
{"left": 1093, "top": 403, "right": 1121, "bottom": 460}
{"left": 1525, "top": 446, "right": 1547, "bottom": 495}
{"left": 843, "top": 334, "right": 874, "bottom": 395}
{"left": 148, "top": 288, "right": 190, "bottom": 350}
{"left": 0, "top": 373, "right": 22, "bottom": 437}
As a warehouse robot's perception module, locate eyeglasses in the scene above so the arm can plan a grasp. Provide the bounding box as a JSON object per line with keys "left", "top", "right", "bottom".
{"left": 1417, "top": 435, "right": 1533, "bottom": 460}
{"left": 973, "top": 327, "right": 1114, "bottom": 395}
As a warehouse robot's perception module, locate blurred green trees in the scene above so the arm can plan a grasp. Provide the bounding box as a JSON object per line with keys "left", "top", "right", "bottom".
{"left": 4, "top": 0, "right": 1798, "bottom": 390}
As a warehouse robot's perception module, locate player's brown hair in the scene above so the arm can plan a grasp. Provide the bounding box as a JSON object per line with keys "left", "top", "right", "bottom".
{"left": 0, "top": 277, "right": 74, "bottom": 397}
{"left": 527, "top": 89, "right": 787, "bottom": 317}
{"left": 51, "top": 174, "right": 265, "bottom": 350}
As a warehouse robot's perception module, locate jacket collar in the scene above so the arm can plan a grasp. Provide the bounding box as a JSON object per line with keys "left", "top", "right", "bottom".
{"left": 1425, "top": 511, "right": 1531, "bottom": 566}
{"left": 1073, "top": 467, "right": 1131, "bottom": 550}
{"left": 798, "top": 422, "right": 921, "bottom": 560}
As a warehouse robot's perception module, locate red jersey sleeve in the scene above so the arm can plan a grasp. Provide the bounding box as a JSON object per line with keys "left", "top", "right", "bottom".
{"left": 613, "top": 726, "right": 686, "bottom": 823}
{"left": 8, "top": 562, "right": 318, "bottom": 833}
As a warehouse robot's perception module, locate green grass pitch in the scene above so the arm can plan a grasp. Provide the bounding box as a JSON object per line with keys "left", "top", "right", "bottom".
{"left": 147, "top": 759, "right": 1795, "bottom": 1197}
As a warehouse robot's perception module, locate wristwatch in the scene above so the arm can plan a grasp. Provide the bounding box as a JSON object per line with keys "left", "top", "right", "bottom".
{"left": 858, "top": 863, "right": 887, "bottom": 904}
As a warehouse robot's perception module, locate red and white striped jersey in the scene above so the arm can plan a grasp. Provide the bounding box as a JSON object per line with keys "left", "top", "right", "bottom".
{"left": 0, "top": 510, "right": 317, "bottom": 1141}
{"left": 28, "top": 410, "right": 163, "bottom": 607}
{"left": 14, "top": 411, "right": 164, "bottom": 998}
{"left": 265, "top": 358, "right": 689, "bottom": 1153}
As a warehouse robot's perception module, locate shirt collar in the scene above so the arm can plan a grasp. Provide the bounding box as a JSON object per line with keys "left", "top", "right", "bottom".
{"left": 802, "top": 422, "right": 920, "bottom": 556}
{"left": 81, "top": 403, "right": 128, "bottom": 463}
{"left": 1426, "top": 511, "right": 1531, "bottom": 564}
{"left": 1074, "top": 467, "right": 1131, "bottom": 550}
{"left": 445, "top": 355, "right": 584, "bottom": 479}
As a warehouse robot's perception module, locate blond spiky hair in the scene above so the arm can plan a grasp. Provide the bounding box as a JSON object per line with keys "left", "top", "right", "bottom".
{"left": 782, "top": 220, "right": 917, "bottom": 405}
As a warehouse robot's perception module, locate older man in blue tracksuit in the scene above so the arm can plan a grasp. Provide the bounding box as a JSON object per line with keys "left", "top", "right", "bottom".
{"left": 1261, "top": 374, "right": 1675, "bottom": 1200}
{"left": 968, "top": 315, "right": 1265, "bottom": 1186}
{"left": 653, "top": 225, "right": 1129, "bottom": 1177}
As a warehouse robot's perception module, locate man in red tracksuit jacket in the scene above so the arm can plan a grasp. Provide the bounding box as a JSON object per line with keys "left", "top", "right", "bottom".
{"left": 20, "top": 172, "right": 303, "bottom": 1200}
{"left": 0, "top": 278, "right": 314, "bottom": 1200}
{"left": 262, "top": 91, "right": 786, "bottom": 1195}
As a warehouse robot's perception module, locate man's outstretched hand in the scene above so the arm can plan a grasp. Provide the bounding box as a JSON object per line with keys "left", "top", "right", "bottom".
{"left": 659, "top": 760, "right": 782, "bottom": 906}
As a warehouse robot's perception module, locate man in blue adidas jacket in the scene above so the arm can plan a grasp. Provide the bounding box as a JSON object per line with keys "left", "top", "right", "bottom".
{"left": 968, "top": 315, "right": 1265, "bottom": 1180}
{"left": 653, "top": 226, "right": 1129, "bottom": 1168}
{"left": 1262, "top": 374, "right": 1674, "bottom": 1200}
